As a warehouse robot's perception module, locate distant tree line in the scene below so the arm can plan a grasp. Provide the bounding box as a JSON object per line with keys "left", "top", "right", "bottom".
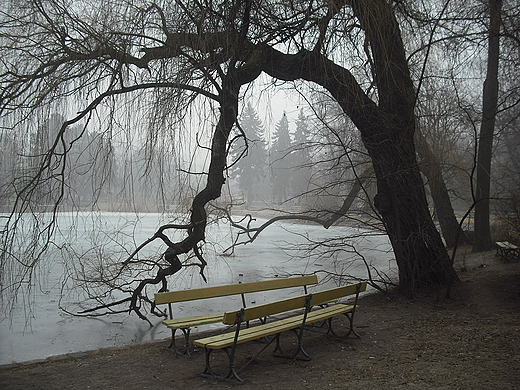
{"left": 0, "top": 114, "right": 180, "bottom": 212}
{"left": 229, "top": 105, "right": 314, "bottom": 207}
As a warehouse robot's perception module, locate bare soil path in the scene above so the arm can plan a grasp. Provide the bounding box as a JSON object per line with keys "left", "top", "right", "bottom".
{"left": 1, "top": 247, "right": 519, "bottom": 389}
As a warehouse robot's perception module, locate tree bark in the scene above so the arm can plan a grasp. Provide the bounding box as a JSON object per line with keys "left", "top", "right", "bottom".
{"left": 415, "top": 130, "right": 471, "bottom": 248}
{"left": 473, "top": 0, "right": 502, "bottom": 252}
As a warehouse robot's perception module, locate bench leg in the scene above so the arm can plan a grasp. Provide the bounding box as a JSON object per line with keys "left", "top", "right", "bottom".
{"left": 504, "top": 249, "right": 520, "bottom": 263}
{"left": 201, "top": 347, "right": 243, "bottom": 383}
{"left": 273, "top": 330, "right": 311, "bottom": 361}
{"left": 495, "top": 245, "right": 520, "bottom": 263}
{"left": 345, "top": 311, "right": 361, "bottom": 338}
{"left": 167, "top": 328, "right": 192, "bottom": 357}
{"left": 325, "top": 312, "right": 360, "bottom": 339}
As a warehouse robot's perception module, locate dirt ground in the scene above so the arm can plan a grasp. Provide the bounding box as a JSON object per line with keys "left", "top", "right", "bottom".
{"left": 1, "top": 246, "right": 519, "bottom": 389}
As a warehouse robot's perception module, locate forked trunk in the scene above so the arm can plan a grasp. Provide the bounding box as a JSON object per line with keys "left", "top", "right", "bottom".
{"left": 368, "top": 124, "right": 459, "bottom": 293}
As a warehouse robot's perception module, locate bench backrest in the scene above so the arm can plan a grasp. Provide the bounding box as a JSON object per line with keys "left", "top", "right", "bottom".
{"left": 154, "top": 274, "right": 318, "bottom": 305}
{"left": 310, "top": 281, "right": 367, "bottom": 306}
{"left": 222, "top": 281, "right": 367, "bottom": 325}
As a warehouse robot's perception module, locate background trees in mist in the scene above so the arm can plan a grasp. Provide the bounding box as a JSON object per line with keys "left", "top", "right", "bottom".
{"left": 230, "top": 103, "right": 269, "bottom": 205}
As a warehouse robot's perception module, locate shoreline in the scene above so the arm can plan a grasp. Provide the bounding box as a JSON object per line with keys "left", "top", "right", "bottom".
{"left": 1, "top": 248, "right": 519, "bottom": 389}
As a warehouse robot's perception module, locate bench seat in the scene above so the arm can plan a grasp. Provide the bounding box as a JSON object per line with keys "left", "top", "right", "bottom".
{"left": 163, "top": 312, "right": 225, "bottom": 329}
{"left": 194, "top": 303, "right": 354, "bottom": 349}
{"left": 496, "top": 241, "right": 520, "bottom": 262}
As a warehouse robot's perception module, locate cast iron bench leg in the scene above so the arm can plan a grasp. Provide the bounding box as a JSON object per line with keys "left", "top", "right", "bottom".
{"left": 273, "top": 330, "right": 311, "bottom": 361}
{"left": 201, "top": 347, "right": 243, "bottom": 383}
{"left": 168, "top": 328, "right": 192, "bottom": 357}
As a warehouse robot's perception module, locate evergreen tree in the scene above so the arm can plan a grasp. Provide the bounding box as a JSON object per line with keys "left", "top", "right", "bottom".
{"left": 291, "top": 109, "right": 312, "bottom": 202}
{"left": 230, "top": 103, "right": 268, "bottom": 205}
{"left": 270, "top": 113, "right": 292, "bottom": 204}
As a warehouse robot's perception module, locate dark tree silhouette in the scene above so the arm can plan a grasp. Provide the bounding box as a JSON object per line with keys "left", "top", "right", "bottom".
{"left": 474, "top": 0, "right": 503, "bottom": 252}
{"left": 0, "top": 0, "right": 472, "bottom": 321}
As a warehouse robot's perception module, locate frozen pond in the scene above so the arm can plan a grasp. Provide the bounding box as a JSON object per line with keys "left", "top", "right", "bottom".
{"left": 0, "top": 212, "right": 395, "bottom": 365}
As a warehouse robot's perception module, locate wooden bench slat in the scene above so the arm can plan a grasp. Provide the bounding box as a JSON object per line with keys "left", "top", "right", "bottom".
{"left": 155, "top": 275, "right": 318, "bottom": 304}
{"left": 222, "top": 281, "right": 367, "bottom": 324}
{"left": 310, "top": 282, "right": 367, "bottom": 306}
{"left": 222, "top": 295, "right": 308, "bottom": 325}
{"left": 194, "top": 314, "right": 306, "bottom": 348}
{"left": 163, "top": 313, "right": 224, "bottom": 329}
{"left": 194, "top": 304, "right": 355, "bottom": 349}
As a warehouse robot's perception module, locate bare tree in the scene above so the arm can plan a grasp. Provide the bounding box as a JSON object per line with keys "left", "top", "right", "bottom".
{"left": 1, "top": 0, "right": 473, "bottom": 322}
{"left": 473, "top": 0, "right": 503, "bottom": 251}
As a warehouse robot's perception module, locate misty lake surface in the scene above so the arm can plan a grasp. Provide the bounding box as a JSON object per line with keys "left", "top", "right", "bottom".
{"left": 0, "top": 212, "right": 395, "bottom": 365}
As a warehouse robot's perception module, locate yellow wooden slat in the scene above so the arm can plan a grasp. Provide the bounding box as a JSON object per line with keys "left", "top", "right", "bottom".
{"left": 194, "top": 304, "right": 356, "bottom": 349}
{"left": 306, "top": 304, "right": 355, "bottom": 322}
{"left": 163, "top": 313, "right": 224, "bottom": 329}
{"left": 309, "top": 281, "right": 367, "bottom": 307}
{"left": 222, "top": 295, "right": 308, "bottom": 324}
{"left": 209, "top": 320, "right": 300, "bottom": 348}
{"left": 497, "top": 241, "right": 519, "bottom": 249}
{"left": 222, "top": 282, "right": 367, "bottom": 325}
{"left": 163, "top": 312, "right": 223, "bottom": 325}
{"left": 194, "top": 316, "right": 302, "bottom": 348}
{"left": 194, "top": 317, "right": 279, "bottom": 346}
{"left": 154, "top": 275, "right": 318, "bottom": 305}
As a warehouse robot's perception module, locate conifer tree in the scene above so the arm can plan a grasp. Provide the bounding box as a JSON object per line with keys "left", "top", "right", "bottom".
{"left": 291, "top": 109, "right": 312, "bottom": 203}
{"left": 230, "top": 103, "right": 268, "bottom": 205}
{"left": 270, "top": 113, "right": 292, "bottom": 204}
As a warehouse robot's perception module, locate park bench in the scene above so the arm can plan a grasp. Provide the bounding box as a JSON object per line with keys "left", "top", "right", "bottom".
{"left": 495, "top": 241, "right": 520, "bottom": 262}
{"left": 154, "top": 275, "right": 319, "bottom": 356}
{"left": 193, "top": 281, "right": 367, "bottom": 382}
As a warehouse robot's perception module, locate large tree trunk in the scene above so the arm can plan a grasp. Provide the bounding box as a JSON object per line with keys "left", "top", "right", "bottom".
{"left": 473, "top": 0, "right": 502, "bottom": 252}
{"left": 416, "top": 130, "right": 471, "bottom": 248}
{"left": 348, "top": 0, "right": 458, "bottom": 293}
{"left": 360, "top": 107, "right": 457, "bottom": 293}
{"left": 259, "top": 0, "right": 459, "bottom": 294}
